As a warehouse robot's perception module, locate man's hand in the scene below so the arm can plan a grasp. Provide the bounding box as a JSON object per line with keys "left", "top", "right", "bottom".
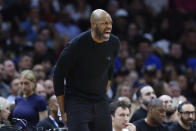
{"left": 62, "top": 112, "right": 68, "bottom": 126}
{"left": 124, "top": 123, "right": 136, "bottom": 131}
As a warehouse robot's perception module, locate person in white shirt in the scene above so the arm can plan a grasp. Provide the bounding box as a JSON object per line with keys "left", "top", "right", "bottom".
{"left": 110, "top": 100, "right": 136, "bottom": 131}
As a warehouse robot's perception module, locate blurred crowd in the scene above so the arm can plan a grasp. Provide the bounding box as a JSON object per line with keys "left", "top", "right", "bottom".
{"left": 0, "top": 0, "right": 196, "bottom": 130}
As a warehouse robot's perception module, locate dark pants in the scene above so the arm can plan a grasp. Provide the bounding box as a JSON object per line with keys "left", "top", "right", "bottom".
{"left": 66, "top": 97, "right": 112, "bottom": 131}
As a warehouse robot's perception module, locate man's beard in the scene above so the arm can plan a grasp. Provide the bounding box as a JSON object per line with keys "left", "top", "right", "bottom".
{"left": 166, "top": 109, "right": 176, "bottom": 117}
{"left": 143, "top": 99, "right": 150, "bottom": 107}
{"left": 95, "top": 26, "right": 109, "bottom": 41}
{"left": 181, "top": 116, "right": 194, "bottom": 127}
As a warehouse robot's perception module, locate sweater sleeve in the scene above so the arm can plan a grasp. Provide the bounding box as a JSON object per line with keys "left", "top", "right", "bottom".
{"left": 53, "top": 42, "right": 77, "bottom": 96}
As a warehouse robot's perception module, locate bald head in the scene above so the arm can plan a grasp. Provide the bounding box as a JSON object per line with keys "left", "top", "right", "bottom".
{"left": 148, "top": 98, "right": 164, "bottom": 109}
{"left": 159, "top": 95, "right": 172, "bottom": 102}
{"left": 90, "top": 9, "right": 112, "bottom": 43}
{"left": 159, "top": 95, "right": 175, "bottom": 113}
{"left": 90, "top": 9, "right": 111, "bottom": 24}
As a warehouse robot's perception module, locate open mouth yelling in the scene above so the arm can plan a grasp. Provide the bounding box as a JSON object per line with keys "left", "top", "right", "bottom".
{"left": 103, "top": 31, "right": 111, "bottom": 38}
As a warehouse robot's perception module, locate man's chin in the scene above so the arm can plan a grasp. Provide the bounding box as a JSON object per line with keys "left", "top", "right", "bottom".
{"left": 102, "top": 36, "right": 110, "bottom": 41}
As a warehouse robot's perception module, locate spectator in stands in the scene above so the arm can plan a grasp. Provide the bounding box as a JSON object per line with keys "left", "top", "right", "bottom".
{"left": 37, "top": 27, "right": 54, "bottom": 49}
{"left": 162, "top": 62, "right": 178, "bottom": 82}
{"left": 0, "top": 97, "right": 11, "bottom": 127}
{"left": 12, "top": 70, "right": 47, "bottom": 130}
{"left": 115, "top": 83, "right": 131, "bottom": 100}
{"left": 64, "top": 0, "right": 91, "bottom": 23}
{"left": 106, "top": 0, "right": 119, "bottom": 18}
{"left": 32, "top": 64, "right": 46, "bottom": 82}
{"left": 36, "top": 95, "right": 65, "bottom": 130}
{"left": 7, "top": 30, "right": 33, "bottom": 58}
{"left": 33, "top": 40, "right": 56, "bottom": 66}
{"left": 35, "top": 83, "right": 47, "bottom": 100}
{"left": 169, "top": 101, "right": 196, "bottom": 131}
{"left": 140, "top": 64, "right": 159, "bottom": 87}
{"left": 7, "top": 78, "right": 21, "bottom": 105}
{"left": 168, "top": 81, "right": 187, "bottom": 107}
{"left": 124, "top": 57, "right": 136, "bottom": 73}
{"left": 154, "top": 80, "right": 171, "bottom": 97}
{"left": 20, "top": 7, "right": 47, "bottom": 42}
{"left": 110, "top": 100, "right": 136, "bottom": 131}
{"left": 133, "top": 98, "right": 168, "bottom": 131}
{"left": 164, "top": 42, "right": 185, "bottom": 74}
{"left": 130, "top": 85, "right": 156, "bottom": 122}
{"left": 3, "top": 59, "right": 19, "bottom": 85}
{"left": 17, "top": 54, "right": 33, "bottom": 73}
{"left": 159, "top": 95, "right": 177, "bottom": 126}
{"left": 44, "top": 79, "right": 55, "bottom": 100}
{"left": 39, "top": 0, "right": 59, "bottom": 23}
{"left": 54, "top": 10, "right": 81, "bottom": 39}
{"left": 0, "top": 62, "right": 10, "bottom": 98}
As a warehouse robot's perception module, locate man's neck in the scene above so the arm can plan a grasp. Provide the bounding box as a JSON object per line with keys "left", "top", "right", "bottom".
{"left": 113, "top": 125, "right": 122, "bottom": 131}
{"left": 179, "top": 120, "right": 190, "bottom": 130}
{"left": 141, "top": 104, "right": 147, "bottom": 110}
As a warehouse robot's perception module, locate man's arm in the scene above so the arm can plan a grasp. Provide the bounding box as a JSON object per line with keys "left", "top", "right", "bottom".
{"left": 57, "top": 95, "right": 67, "bottom": 124}
{"left": 53, "top": 43, "right": 77, "bottom": 124}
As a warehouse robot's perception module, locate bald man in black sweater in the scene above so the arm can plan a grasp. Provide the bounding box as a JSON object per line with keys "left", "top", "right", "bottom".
{"left": 53, "top": 9, "right": 120, "bottom": 131}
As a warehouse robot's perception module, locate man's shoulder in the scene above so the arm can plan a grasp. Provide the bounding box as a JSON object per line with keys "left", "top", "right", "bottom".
{"left": 69, "top": 30, "right": 90, "bottom": 44}
{"left": 133, "top": 119, "right": 145, "bottom": 125}
{"left": 134, "top": 119, "right": 169, "bottom": 131}
{"left": 133, "top": 119, "right": 148, "bottom": 130}
{"left": 110, "top": 34, "right": 119, "bottom": 40}
{"left": 109, "top": 34, "right": 120, "bottom": 44}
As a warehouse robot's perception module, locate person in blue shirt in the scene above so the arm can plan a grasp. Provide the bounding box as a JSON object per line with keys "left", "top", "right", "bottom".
{"left": 12, "top": 70, "right": 48, "bottom": 130}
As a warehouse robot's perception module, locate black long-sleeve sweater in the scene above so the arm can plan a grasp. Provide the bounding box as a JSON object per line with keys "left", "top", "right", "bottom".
{"left": 53, "top": 30, "right": 120, "bottom": 101}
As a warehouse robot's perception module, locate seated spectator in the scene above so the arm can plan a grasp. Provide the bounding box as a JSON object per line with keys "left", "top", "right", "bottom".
{"left": 32, "top": 64, "right": 46, "bottom": 82}
{"left": 133, "top": 98, "right": 169, "bottom": 131}
{"left": 20, "top": 7, "right": 47, "bottom": 42}
{"left": 44, "top": 79, "right": 55, "bottom": 100}
{"left": 0, "top": 62, "right": 10, "bottom": 98}
{"left": 54, "top": 10, "right": 81, "bottom": 39}
{"left": 124, "top": 57, "right": 136, "bottom": 73}
{"left": 7, "top": 78, "right": 21, "bottom": 105}
{"left": 168, "top": 81, "right": 187, "bottom": 107}
{"left": 110, "top": 100, "right": 136, "bottom": 131}
{"left": 0, "top": 97, "right": 11, "bottom": 127}
{"left": 36, "top": 95, "right": 65, "bottom": 130}
{"left": 159, "top": 95, "right": 177, "bottom": 126}
{"left": 169, "top": 101, "right": 196, "bottom": 131}
{"left": 115, "top": 83, "right": 131, "bottom": 100}
{"left": 35, "top": 83, "right": 47, "bottom": 100}
{"left": 33, "top": 40, "right": 56, "bottom": 66}
{"left": 154, "top": 80, "right": 171, "bottom": 97}
{"left": 12, "top": 70, "right": 47, "bottom": 130}
{"left": 3, "top": 59, "right": 19, "bottom": 85}
{"left": 130, "top": 85, "right": 156, "bottom": 122}
{"left": 17, "top": 54, "right": 33, "bottom": 73}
